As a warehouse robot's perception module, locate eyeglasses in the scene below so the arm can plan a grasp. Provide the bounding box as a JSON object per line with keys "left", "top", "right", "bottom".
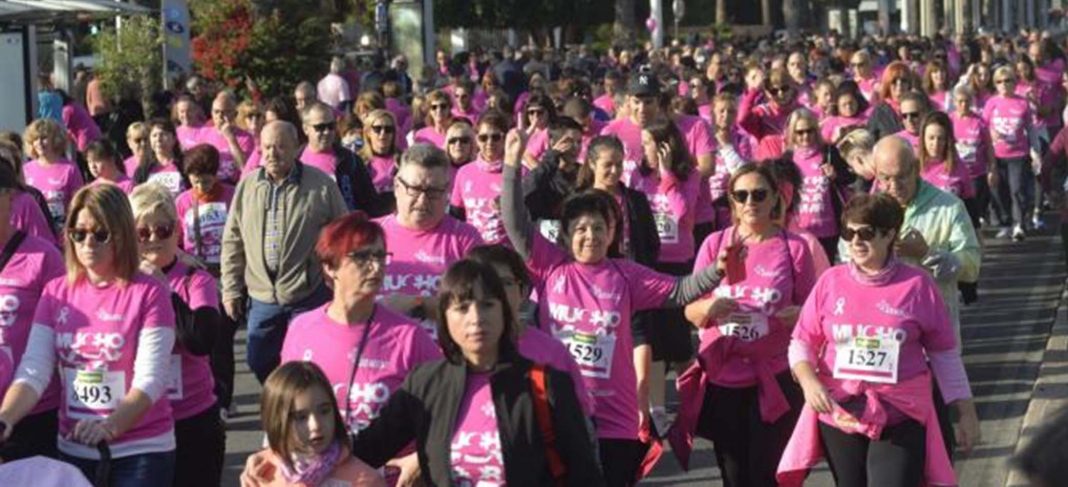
{"left": 312, "top": 122, "right": 336, "bottom": 133}
{"left": 347, "top": 249, "right": 393, "bottom": 268}
{"left": 136, "top": 224, "right": 175, "bottom": 243}
{"left": 69, "top": 227, "right": 111, "bottom": 245}
{"left": 842, "top": 226, "right": 880, "bottom": 242}
{"left": 395, "top": 177, "right": 447, "bottom": 200}
{"left": 431, "top": 104, "right": 450, "bottom": 111}
{"left": 795, "top": 128, "right": 816, "bottom": 136}
{"left": 730, "top": 188, "right": 770, "bottom": 204}
{"left": 447, "top": 136, "right": 473, "bottom": 145}
{"left": 901, "top": 111, "right": 922, "bottom": 120}
{"left": 370, "top": 125, "right": 395, "bottom": 134}
{"left": 527, "top": 108, "right": 546, "bottom": 116}
{"left": 767, "top": 86, "right": 791, "bottom": 95}
{"left": 477, "top": 133, "right": 504, "bottom": 143}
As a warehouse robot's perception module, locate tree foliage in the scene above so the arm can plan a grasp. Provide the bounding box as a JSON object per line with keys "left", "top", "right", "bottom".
{"left": 92, "top": 15, "right": 162, "bottom": 119}
{"left": 189, "top": 0, "right": 331, "bottom": 99}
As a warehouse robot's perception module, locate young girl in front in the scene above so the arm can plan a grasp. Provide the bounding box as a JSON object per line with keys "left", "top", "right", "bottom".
{"left": 247, "top": 361, "right": 386, "bottom": 487}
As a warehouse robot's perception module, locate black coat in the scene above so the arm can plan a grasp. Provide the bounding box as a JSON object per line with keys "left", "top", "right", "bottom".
{"left": 866, "top": 103, "right": 904, "bottom": 143}
{"left": 352, "top": 353, "right": 605, "bottom": 487}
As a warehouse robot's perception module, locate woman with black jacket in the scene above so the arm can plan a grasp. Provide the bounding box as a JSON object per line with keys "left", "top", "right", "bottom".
{"left": 866, "top": 61, "right": 919, "bottom": 142}
{"left": 351, "top": 259, "right": 604, "bottom": 486}
{"left": 523, "top": 133, "right": 661, "bottom": 267}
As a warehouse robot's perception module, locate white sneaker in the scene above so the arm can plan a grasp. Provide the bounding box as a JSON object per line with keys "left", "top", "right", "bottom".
{"left": 996, "top": 226, "right": 1012, "bottom": 239}
{"left": 1013, "top": 225, "right": 1026, "bottom": 241}
{"left": 1033, "top": 215, "right": 1047, "bottom": 230}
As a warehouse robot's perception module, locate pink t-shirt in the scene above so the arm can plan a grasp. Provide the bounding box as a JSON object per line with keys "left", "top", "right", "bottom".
{"left": 11, "top": 192, "right": 57, "bottom": 246}
{"left": 792, "top": 263, "right": 958, "bottom": 385}
{"left": 176, "top": 124, "right": 204, "bottom": 151}
{"left": 165, "top": 262, "right": 219, "bottom": 420}
{"left": 820, "top": 115, "right": 869, "bottom": 144}
{"left": 700, "top": 129, "right": 754, "bottom": 225}
{"left": 599, "top": 118, "right": 644, "bottom": 186}
{"left": 62, "top": 104, "right": 102, "bottom": 152}
{"left": 34, "top": 274, "right": 176, "bottom": 447}
{"left": 524, "top": 128, "right": 551, "bottom": 164}
{"left": 377, "top": 215, "right": 483, "bottom": 297}
{"left": 517, "top": 326, "right": 593, "bottom": 416}
{"left": 855, "top": 75, "right": 880, "bottom": 103}
{"left": 199, "top": 127, "right": 256, "bottom": 184}
{"left": 694, "top": 228, "right": 816, "bottom": 386}
{"left": 894, "top": 129, "right": 920, "bottom": 152}
{"left": 950, "top": 112, "right": 992, "bottom": 179}
{"left": 367, "top": 155, "right": 397, "bottom": 194}
{"left": 593, "top": 94, "right": 615, "bottom": 117}
{"left": 122, "top": 156, "right": 140, "bottom": 178}
{"left": 281, "top": 304, "right": 441, "bottom": 432}
{"left": 23, "top": 159, "right": 85, "bottom": 233}
{"left": 527, "top": 235, "right": 676, "bottom": 440}
{"left": 928, "top": 91, "right": 949, "bottom": 112}
{"left": 630, "top": 167, "right": 701, "bottom": 263}
{"left": 300, "top": 147, "right": 338, "bottom": 180}
{"left": 0, "top": 235, "right": 64, "bottom": 413}
{"left": 675, "top": 114, "right": 716, "bottom": 164}
{"left": 792, "top": 147, "right": 839, "bottom": 238}
{"left": 174, "top": 185, "right": 235, "bottom": 265}
{"left": 921, "top": 159, "right": 976, "bottom": 199}
{"left": 982, "top": 95, "right": 1033, "bottom": 159}
{"left": 450, "top": 372, "right": 505, "bottom": 485}
{"left": 413, "top": 127, "right": 447, "bottom": 149}
{"left": 90, "top": 176, "right": 135, "bottom": 194}
{"left": 450, "top": 159, "right": 525, "bottom": 245}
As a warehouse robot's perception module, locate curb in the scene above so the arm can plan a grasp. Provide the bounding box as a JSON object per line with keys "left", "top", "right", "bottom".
{"left": 1005, "top": 279, "right": 1068, "bottom": 487}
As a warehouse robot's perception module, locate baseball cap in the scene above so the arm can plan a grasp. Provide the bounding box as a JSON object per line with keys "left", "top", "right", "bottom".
{"left": 627, "top": 71, "right": 661, "bottom": 97}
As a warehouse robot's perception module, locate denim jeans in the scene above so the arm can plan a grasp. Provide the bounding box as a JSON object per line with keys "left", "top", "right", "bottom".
{"left": 61, "top": 449, "right": 176, "bottom": 487}
{"left": 246, "top": 284, "right": 331, "bottom": 383}
{"left": 990, "top": 157, "right": 1035, "bottom": 227}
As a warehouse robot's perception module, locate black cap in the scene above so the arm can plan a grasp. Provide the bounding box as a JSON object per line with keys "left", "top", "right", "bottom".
{"left": 627, "top": 71, "right": 661, "bottom": 97}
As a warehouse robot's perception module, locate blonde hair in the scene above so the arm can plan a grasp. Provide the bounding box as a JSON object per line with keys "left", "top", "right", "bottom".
{"left": 129, "top": 183, "right": 178, "bottom": 226}
{"left": 64, "top": 184, "right": 139, "bottom": 284}
{"left": 785, "top": 108, "right": 823, "bottom": 149}
{"left": 126, "top": 122, "right": 147, "bottom": 140}
{"left": 993, "top": 65, "right": 1016, "bottom": 83}
{"left": 23, "top": 119, "right": 66, "bottom": 159}
{"left": 358, "top": 109, "right": 398, "bottom": 161}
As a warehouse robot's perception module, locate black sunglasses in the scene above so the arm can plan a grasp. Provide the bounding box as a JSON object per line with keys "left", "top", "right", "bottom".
{"left": 136, "top": 224, "right": 175, "bottom": 243}
{"left": 842, "top": 226, "right": 880, "bottom": 242}
{"left": 370, "top": 125, "right": 395, "bottom": 134}
{"left": 447, "top": 136, "right": 472, "bottom": 145}
{"left": 795, "top": 128, "right": 816, "bottom": 136}
{"left": 901, "top": 111, "right": 922, "bottom": 120}
{"left": 69, "top": 228, "right": 111, "bottom": 245}
{"left": 768, "top": 86, "right": 791, "bottom": 95}
{"left": 477, "top": 133, "right": 504, "bottom": 143}
{"left": 312, "top": 122, "right": 336, "bottom": 133}
{"left": 731, "top": 188, "right": 770, "bottom": 204}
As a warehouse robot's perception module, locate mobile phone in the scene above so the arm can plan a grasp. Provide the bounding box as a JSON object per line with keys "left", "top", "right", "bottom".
{"left": 725, "top": 243, "right": 746, "bottom": 284}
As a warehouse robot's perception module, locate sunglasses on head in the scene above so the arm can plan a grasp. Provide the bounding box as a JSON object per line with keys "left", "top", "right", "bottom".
{"left": 312, "top": 122, "right": 336, "bottom": 133}
{"left": 447, "top": 136, "right": 472, "bottom": 145}
{"left": 842, "top": 226, "right": 880, "bottom": 242}
{"left": 137, "top": 224, "right": 175, "bottom": 243}
{"left": 370, "top": 125, "right": 395, "bottom": 134}
{"left": 731, "top": 188, "right": 770, "bottom": 204}
{"left": 477, "top": 133, "right": 504, "bottom": 143}
{"left": 69, "top": 228, "right": 111, "bottom": 245}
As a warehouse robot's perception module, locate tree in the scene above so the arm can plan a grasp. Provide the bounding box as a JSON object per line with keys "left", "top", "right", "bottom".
{"left": 614, "top": 0, "right": 637, "bottom": 39}
{"left": 92, "top": 15, "right": 162, "bottom": 119}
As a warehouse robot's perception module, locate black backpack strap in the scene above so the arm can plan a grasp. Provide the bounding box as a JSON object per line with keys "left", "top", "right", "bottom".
{"left": 0, "top": 231, "right": 27, "bottom": 274}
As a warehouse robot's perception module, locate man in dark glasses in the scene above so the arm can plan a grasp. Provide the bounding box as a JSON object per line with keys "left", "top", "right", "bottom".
{"left": 221, "top": 120, "right": 351, "bottom": 383}
{"left": 300, "top": 102, "right": 391, "bottom": 217}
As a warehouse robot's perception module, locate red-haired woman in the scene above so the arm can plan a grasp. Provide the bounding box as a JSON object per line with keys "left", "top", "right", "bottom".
{"left": 867, "top": 61, "right": 919, "bottom": 141}
{"left": 279, "top": 211, "right": 442, "bottom": 485}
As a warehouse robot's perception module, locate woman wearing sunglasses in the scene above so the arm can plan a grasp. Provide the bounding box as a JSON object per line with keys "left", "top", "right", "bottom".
{"left": 867, "top": 61, "right": 918, "bottom": 142}
{"left": 0, "top": 184, "right": 179, "bottom": 486}
{"left": 413, "top": 90, "right": 453, "bottom": 150}
{"left": 737, "top": 68, "right": 799, "bottom": 145}
{"left": 520, "top": 92, "right": 556, "bottom": 168}
{"left": 983, "top": 65, "right": 1039, "bottom": 242}
{"left": 358, "top": 110, "right": 400, "bottom": 197}
{"left": 130, "top": 183, "right": 226, "bottom": 487}
{"left": 849, "top": 50, "right": 880, "bottom": 104}
{"left": 449, "top": 111, "right": 516, "bottom": 245}
{"left": 778, "top": 193, "right": 979, "bottom": 487}
{"left": 673, "top": 164, "right": 817, "bottom": 487}
{"left": 277, "top": 211, "right": 441, "bottom": 486}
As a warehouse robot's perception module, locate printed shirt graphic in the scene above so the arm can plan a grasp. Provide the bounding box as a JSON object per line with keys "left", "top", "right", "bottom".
{"left": 175, "top": 184, "right": 235, "bottom": 265}
{"left": 982, "top": 96, "right": 1032, "bottom": 159}
{"left": 450, "top": 373, "right": 505, "bottom": 486}
{"left": 792, "top": 148, "right": 838, "bottom": 238}
{"left": 450, "top": 159, "right": 526, "bottom": 245}
{"left": 950, "top": 113, "right": 990, "bottom": 179}
{"left": 282, "top": 304, "right": 440, "bottom": 433}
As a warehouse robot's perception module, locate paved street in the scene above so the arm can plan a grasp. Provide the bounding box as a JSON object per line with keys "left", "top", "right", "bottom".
{"left": 222, "top": 225, "right": 1068, "bottom": 486}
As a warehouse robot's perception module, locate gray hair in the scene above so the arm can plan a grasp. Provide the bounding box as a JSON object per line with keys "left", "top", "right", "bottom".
{"left": 301, "top": 102, "right": 334, "bottom": 123}
{"left": 399, "top": 143, "right": 450, "bottom": 171}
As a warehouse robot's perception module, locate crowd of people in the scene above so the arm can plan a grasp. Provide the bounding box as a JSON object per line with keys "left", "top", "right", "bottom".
{"left": 2, "top": 22, "right": 1068, "bottom": 487}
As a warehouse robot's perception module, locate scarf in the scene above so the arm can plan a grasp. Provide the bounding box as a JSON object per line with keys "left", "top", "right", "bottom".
{"left": 281, "top": 440, "right": 343, "bottom": 486}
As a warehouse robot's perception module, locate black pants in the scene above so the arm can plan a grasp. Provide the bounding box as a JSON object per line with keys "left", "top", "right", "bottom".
{"left": 174, "top": 404, "right": 226, "bottom": 487}
{"left": 991, "top": 157, "right": 1035, "bottom": 227}
{"left": 696, "top": 371, "right": 804, "bottom": 487}
{"left": 632, "top": 261, "right": 696, "bottom": 363}
{"left": 0, "top": 408, "right": 57, "bottom": 461}
{"left": 598, "top": 438, "right": 645, "bottom": 487}
{"left": 210, "top": 312, "right": 240, "bottom": 410}
{"left": 819, "top": 419, "right": 926, "bottom": 487}
{"left": 966, "top": 175, "right": 992, "bottom": 229}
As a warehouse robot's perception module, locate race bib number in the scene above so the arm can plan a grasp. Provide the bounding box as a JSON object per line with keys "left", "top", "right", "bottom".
{"left": 654, "top": 213, "right": 679, "bottom": 244}
{"left": 65, "top": 368, "right": 124, "bottom": 418}
{"left": 833, "top": 336, "right": 901, "bottom": 384}
{"left": 718, "top": 313, "right": 769, "bottom": 342}
{"left": 561, "top": 331, "right": 616, "bottom": 379}
{"left": 149, "top": 171, "right": 183, "bottom": 195}
{"left": 955, "top": 142, "right": 977, "bottom": 163}
{"left": 166, "top": 354, "right": 183, "bottom": 400}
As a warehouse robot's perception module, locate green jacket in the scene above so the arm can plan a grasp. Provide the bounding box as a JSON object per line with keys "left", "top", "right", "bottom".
{"left": 221, "top": 162, "right": 348, "bottom": 305}
{"left": 841, "top": 181, "right": 981, "bottom": 340}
